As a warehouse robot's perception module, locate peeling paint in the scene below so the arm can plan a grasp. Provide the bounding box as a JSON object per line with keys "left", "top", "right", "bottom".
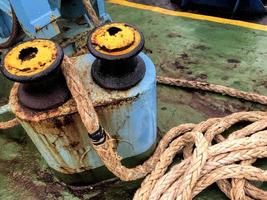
{"left": 8, "top": 52, "right": 157, "bottom": 186}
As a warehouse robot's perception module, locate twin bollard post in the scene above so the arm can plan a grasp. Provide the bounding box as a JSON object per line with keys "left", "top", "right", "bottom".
{"left": 0, "top": 23, "right": 157, "bottom": 185}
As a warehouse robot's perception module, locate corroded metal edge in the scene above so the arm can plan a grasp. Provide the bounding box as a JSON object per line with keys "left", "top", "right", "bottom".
{"left": 18, "top": 113, "right": 93, "bottom": 174}
{"left": 9, "top": 82, "right": 137, "bottom": 122}
{"left": 8, "top": 52, "right": 156, "bottom": 178}
{"left": 9, "top": 83, "right": 77, "bottom": 122}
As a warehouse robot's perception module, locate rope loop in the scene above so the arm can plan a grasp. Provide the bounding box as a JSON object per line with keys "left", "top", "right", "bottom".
{"left": 60, "top": 57, "right": 267, "bottom": 200}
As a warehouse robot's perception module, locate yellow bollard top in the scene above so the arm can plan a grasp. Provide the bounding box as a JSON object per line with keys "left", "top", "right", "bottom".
{"left": 3, "top": 39, "right": 58, "bottom": 77}
{"left": 90, "top": 22, "right": 142, "bottom": 57}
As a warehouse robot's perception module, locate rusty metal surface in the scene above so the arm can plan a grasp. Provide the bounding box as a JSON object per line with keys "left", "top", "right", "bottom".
{"left": 17, "top": 76, "right": 71, "bottom": 111}
{"left": 9, "top": 56, "right": 142, "bottom": 122}
{"left": 19, "top": 114, "right": 92, "bottom": 174}
{"left": 88, "top": 23, "right": 146, "bottom": 90}
{"left": 91, "top": 56, "right": 146, "bottom": 90}
{"left": 9, "top": 83, "right": 78, "bottom": 122}
{"left": 8, "top": 51, "right": 156, "bottom": 189}
{"left": 0, "top": 39, "right": 72, "bottom": 111}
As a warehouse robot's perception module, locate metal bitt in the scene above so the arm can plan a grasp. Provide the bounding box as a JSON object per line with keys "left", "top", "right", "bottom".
{"left": 88, "top": 22, "right": 146, "bottom": 90}
{"left": 2, "top": 39, "right": 97, "bottom": 182}
{"left": 1, "top": 39, "right": 71, "bottom": 111}
{"left": 3, "top": 24, "right": 157, "bottom": 185}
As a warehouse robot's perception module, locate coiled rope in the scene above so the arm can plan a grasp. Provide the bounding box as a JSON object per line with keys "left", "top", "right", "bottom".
{"left": 61, "top": 57, "right": 267, "bottom": 200}
{"left": 3, "top": 56, "right": 267, "bottom": 200}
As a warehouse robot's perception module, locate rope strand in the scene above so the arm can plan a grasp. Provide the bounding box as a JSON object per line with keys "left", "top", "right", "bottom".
{"left": 0, "top": 118, "right": 18, "bottom": 129}
{"left": 59, "top": 57, "right": 267, "bottom": 200}
{"left": 157, "top": 76, "right": 267, "bottom": 105}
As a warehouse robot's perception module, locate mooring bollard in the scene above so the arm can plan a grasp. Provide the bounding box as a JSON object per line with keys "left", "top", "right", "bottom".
{"left": 0, "top": 23, "right": 157, "bottom": 185}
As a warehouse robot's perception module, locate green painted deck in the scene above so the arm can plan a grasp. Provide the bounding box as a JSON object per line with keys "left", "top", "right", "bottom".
{"left": 2, "top": 1, "right": 267, "bottom": 199}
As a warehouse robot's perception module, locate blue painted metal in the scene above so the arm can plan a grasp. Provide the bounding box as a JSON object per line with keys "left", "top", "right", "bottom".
{"left": 80, "top": 52, "right": 157, "bottom": 169}
{"left": 9, "top": 0, "right": 61, "bottom": 39}
{"left": 15, "top": 52, "right": 157, "bottom": 178}
{"left": 0, "top": 0, "right": 111, "bottom": 53}
{"left": 0, "top": 0, "right": 13, "bottom": 45}
{"left": 0, "top": 0, "right": 12, "bottom": 15}
{"left": 180, "top": 0, "right": 265, "bottom": 14}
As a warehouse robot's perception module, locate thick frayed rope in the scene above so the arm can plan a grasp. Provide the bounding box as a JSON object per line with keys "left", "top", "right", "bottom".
{"left": 3, "top": 56, "right": 267, "bottom": 200}
{"left": 0, "top": 118, "right": 18, "bottom": 129}
{"left": 157, "top": 76, "right": 267, "bottom": 105}
{"left": 60, "top": 57, "right": 267, "bottom": 200}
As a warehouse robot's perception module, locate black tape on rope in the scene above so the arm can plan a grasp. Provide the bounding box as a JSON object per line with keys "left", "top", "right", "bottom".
{"left": 89, "top": 126, "right": 106, "bottom": 145}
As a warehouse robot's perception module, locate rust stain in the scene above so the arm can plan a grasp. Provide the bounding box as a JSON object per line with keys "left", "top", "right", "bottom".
{"left": 10, "top": 82, "right": 138, "bottom": 122}
{"left": 34, "top": 15, "right": 57, "bottom": 32}
{"left": 60, "top": 30, "right": 90, "bottom": 49}
{"left": 52, "top": 115, "right": 74, "bottom": 128}
{"left": 95, "top": 95, "right": 138, "bottom": 109}
{"left": 9, "top": 83, "right": 77, "bottom": 122}
{"left": 19, "top": 111, "right": 93, "bottom": 174}
{"left": 69, "top": 141, "right": 80, "bottom": 148}
{"left": 35, "top": 26, "right": 42, "bottom": 32}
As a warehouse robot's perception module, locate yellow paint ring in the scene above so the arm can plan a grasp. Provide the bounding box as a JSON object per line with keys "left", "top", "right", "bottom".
{"left": 3, "top": 39, "right": 58, "bottom": 77}
{"left": 91, "top": 23, "right": 142, "bottom": 56}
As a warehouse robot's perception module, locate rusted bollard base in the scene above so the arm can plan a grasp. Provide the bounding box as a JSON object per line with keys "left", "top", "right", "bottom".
{"left": 53, "top": 144, "right": 156, "bottom": 185}
{"left": 8, "top": 50, "right": 157, "bottom": 185}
